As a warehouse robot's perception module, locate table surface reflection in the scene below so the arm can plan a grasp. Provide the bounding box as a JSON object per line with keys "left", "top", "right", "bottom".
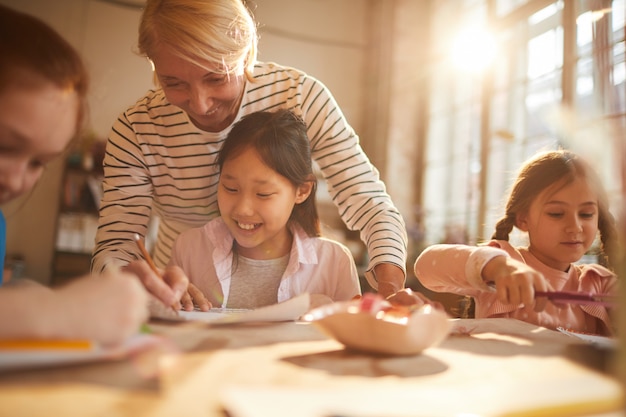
{"left": 0, "top": 317, "right": 622, "bottom": 417}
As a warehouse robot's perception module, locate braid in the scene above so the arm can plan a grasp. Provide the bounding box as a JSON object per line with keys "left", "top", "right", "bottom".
{"left": 597, "top": 209, "right": 619, "bottom": 271}
{"left": 491, "top": 214, "right": 515, "bottom": 241}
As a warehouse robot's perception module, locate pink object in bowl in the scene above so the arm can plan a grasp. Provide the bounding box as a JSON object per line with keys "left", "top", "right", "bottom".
{"left": 302, "top": 294, "right": 452, "bottom": 356}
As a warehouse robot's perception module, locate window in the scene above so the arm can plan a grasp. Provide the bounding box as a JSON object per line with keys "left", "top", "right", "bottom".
{"left": 421, "top": 0, "right": 624, "bottom": 247}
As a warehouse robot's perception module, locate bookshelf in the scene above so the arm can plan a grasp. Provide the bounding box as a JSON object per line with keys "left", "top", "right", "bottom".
{"left": 51, "top": 142, "right": 104, "bottom": 285}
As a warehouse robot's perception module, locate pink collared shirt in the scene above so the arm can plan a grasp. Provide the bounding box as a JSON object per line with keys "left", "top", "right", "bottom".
{"left": 168, "top": 217, "right": 361, "bottom": 307}
{"left": 414, "top": 240, "right": 616, "bottom": 336}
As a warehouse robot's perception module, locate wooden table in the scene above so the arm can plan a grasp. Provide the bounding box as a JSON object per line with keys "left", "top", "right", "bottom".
{"left": 0, "top": 318, "right": 623, "bottom": 417}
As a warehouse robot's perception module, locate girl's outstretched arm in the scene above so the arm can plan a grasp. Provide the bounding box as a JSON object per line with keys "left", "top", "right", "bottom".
{"left": 415, "top": 244, "right": 510, "bottom": 296}
{"left": 415, "top": 243, "right": 549, "bottom": 312}
{"left": 0, "top": 271, "right": 149, "bottom": 346}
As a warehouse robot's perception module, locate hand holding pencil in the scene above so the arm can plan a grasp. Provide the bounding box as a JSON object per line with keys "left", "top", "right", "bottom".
{"left": 128, "top": 234, "right": 188, "bottom": 314}
{"left": 134, "top": 233, "right": 160, "bottom": 277}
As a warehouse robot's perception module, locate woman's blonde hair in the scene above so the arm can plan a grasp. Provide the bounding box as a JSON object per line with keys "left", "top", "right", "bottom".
{"left": 138, "top": 0, "right": 258, "bottom": 81}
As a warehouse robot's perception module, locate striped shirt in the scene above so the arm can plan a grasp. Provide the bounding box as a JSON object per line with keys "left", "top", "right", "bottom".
{"left": 92, "top": 61, "right": 407, "bottom": 288}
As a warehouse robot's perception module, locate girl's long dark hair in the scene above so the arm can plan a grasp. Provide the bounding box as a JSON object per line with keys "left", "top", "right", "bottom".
{"left": 217, "top": 109, "right": 320, "bottom": 237}
{"left": 492, "top": 149, "right": 618, "bottom": 269}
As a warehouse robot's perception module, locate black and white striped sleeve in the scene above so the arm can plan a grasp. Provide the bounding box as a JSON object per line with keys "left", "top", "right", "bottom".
{"left": 300, "top": 75, "right": 408, "bottom": 287}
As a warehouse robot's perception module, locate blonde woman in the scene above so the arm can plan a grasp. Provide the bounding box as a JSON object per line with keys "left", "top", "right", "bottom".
{"left": 93, "top": 0, "right": 409, "bottom": 309}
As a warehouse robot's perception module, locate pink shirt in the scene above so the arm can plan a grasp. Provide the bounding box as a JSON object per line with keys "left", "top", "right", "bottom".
{"left": 414, "top": 240, "right": 616, "bottom": 336}
{"left": 168, "top": 218, "right": 361, "bottom": 307}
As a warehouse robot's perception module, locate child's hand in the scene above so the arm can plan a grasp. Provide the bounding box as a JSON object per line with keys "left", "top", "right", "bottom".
{"left": 55, "top": 271, "right": 150, "bottom": 346}
{"left": 180, "top": 282, "right": 212, "bottom": 311}
{"left": 482, "top": 256, "right": 549, "bottom": 312}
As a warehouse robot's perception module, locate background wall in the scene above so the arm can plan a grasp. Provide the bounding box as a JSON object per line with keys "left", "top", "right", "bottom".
{"left": 0, "top": 0, "right": 388, "bottom": 283}
{"left": 254, "top": 0, "right": 372, "bottom": 136}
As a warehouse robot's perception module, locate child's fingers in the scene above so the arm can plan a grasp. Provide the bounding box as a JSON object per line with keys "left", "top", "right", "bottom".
{"left": 520, "top": 284, "right": 538, "bottom": 311}
{"left": 180, "top": 291, "right": 195, "bottom": 311}
{"left": 187, "top": 283, "right": 212, "bottom": 311}
{"left": 533, "top": 294, "right": 549, "bottom": 311}
{"left": 533, "top": 281, "right": 552, "bottom": 311}
{"left": 496, "top": 282, "right": 514, "bottom": 305}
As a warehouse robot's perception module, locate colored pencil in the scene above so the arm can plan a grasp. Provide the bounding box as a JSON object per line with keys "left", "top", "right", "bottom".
{"left": 134, "top": 233, "right": 179, "bottom": 314}
{"left": 0, "top": 339, "right": 93, "bottom": 350}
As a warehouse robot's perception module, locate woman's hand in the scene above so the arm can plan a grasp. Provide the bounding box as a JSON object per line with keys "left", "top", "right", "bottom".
{"left": 385, "top": 288, "right": 445, "bottom": 311}
{"left": 482, "top": 256, "right": 549, "bottom": 312}
{"left": 123, "top": 261, "right": 189, "bottom": 310}
{"left": 373, "top": 263, "right": 406, "bottom": 298}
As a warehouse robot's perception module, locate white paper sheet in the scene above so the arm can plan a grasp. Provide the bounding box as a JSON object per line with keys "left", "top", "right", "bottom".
{"left": 177, "top": 293, "right": 311, "bottom": 324}
{"left": 556, "top": 326, "right": 617, "bottom": 349}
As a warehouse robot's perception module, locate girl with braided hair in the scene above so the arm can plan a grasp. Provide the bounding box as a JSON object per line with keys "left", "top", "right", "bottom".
{"left": 414, "top": 150, "right": 618, "bottom": 336}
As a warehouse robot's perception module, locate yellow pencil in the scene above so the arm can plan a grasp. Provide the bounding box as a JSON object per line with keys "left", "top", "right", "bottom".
{"left": 0, "top": 339, "right": 93, "bottom": 350}
{"left": 133, "top": 233, "right": 179, "bottom": 314}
